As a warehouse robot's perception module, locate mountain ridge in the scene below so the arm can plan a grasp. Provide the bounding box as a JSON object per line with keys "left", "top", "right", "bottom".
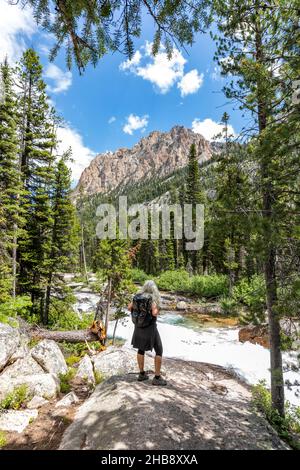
{"left": 73, "top": 126, "right": 215, "bottom": 198}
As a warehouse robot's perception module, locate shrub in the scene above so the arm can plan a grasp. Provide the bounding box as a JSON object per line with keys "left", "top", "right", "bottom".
{"left": 94, "top": 370, "right": 104, "bottom": 385}
{"left": 233, "top": 275, "right": 266, "bottom": 324}
{"left": 0, "top": 431, "right": 7, "bottom": 449}
{"left": 0, "top": 296, "right": 32, "bottom": 325}
{"left": 61, "top": 341, "right": 100, "bottom": 357}
{"left": 190, "top": 274, "right": 229, "bottom": 299}
{"left": 155, "top": 270, "right": 191, "bottom": 292}
{"left": 220, "top": 296, "right": 239, "bottom": 316}
{"left": 49, "top": 306, "right": 93, "bottom": 331}
{"left": 0, "top": 385, "right": 29, "bottom": 410}
{"left": 59, "top": 368, "right": 76, "bottom": 393}
{"left": 130, "top": 268, "right": 150, "bottom": 284}
{"left": 66, "top": 355, "right": 81, "bottom": 366}
{"left": 252, "top": 380, "right": 300, "bottom": 449}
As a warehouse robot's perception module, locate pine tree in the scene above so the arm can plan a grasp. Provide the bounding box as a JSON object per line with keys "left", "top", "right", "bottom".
{"left": 185, "top": 143, "right": 205, "bottom": 273}
{"left": 96, "top": 233, "right": 132, "bottom": 345}
{"left": 213, "top": 0, "right": 300, "bottom": 416}
{"left": 43, "top": 157, "right": 80, "bottom": 324}
{"left": 16, "top": 49, "right": 57, "bottom": 316}
{"left": 0, "top": 59, "right": 23, "bottom": 300}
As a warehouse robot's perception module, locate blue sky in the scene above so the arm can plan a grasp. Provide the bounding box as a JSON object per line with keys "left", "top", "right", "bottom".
{"left": 0, "top": 0, "right": 241, "bottom": 183}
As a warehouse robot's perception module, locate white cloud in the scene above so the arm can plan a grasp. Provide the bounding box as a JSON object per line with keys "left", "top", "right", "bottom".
{"left": 178, "top": 69, "right": 203, "bottom": 97}
{"left": 45, "top": 63, "right": 72, "bottom": 93}
{"left": 120, "top": 41, "right": 202, "bottom": 96}
{"left": 0, "top": 0, "right": 36, "bottom": 63}
{"left": 123, "top": 114, "right": 149, "bottom": 135}
{"left": 56, "top": 125, "right": 96, "bottom": 183}
{"left": 192, "top": 118, "right": 236, "bottom": 141}
{"left": 108, "top": 116, "right": 116, "bottom": 124}
{"left": 120, "top": 50, "right": 142, "bottom": 71}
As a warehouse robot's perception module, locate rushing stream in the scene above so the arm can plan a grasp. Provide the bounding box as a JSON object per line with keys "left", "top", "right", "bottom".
{"left": 73, "top": 288, "right": 300, "bottom": 407}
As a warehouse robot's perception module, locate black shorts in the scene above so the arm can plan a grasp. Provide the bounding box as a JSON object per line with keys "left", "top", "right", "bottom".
{"left": 137, "top": 329, "right": 163, "bottom": 356}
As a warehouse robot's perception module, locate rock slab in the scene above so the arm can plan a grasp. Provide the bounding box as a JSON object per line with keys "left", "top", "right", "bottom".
{"left": 60, "top": 347, "right": 288, "bottom": 450}
{"left": 0, "top": 409, "right": 38, "bottom": 433}
{"left": 31, "top": 339, "right": 68, "bottom": 375}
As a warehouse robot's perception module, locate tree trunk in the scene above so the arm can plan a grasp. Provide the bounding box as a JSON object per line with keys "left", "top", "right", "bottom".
{"left": 104, "top": 278, "right": 112, "bottom": 346}
{"left": 28, "top": 327, "right": 99, "bottom": 343}
{"left": 112, "top": 319, "right": 119, "bottom": 345}
{"left": 255, "top": 10, "right": 284, "bottom": 416}
{"left": 42, "top": 272, "right": 52, "bottom": 326}
{"left": 12, "top": 224, "right": 17, "bottom": 299}
{"left": 81, "top": 225, "right": 89, "bottom": 285}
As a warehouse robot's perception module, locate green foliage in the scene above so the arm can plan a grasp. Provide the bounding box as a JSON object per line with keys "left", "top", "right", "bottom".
{"left": 66, "top": 355, "right": 81, "bottom": 366}
{"left": 220, "top": 296, "right": 239, "bottom": 317}
{"left": 22, "top": 1, "right": 211, "bottom": 71}
{"left": 0, "top": 385, "right": 29, "bottom": 410}
{"left": 130, "top": 268, "right": 151, "bottom": 284}
{"left": 59, "top": 368, "right": 76, "bottom": 393}
{"left": 154, "top": 270, "right": 229, "bottom": 299}
{"left": 49, "top": 306, "right": 93, "bottom": 331}
{"left": 190, "top": 274, "right": 228, "bottom": 299}
{"left": 28, "top": 337, "right": 39, "bottom": 349}
{"left": 155, "top": 270, "right": 191, "bottom": 292}
{"left": 252, "top": 381, "right": 300, "bottom": 449}
{"left": 94, "top": 370, "right": 104, "bottom": 386}
{"left": 0, "top": 431, "right": 7, "bottom": 448}
{"left": 0, "top": 295, "right": 32, "bottom": 325}
{"left": 61, "top": 341, "right": 100, "bottom": 357}
{"left": 233, "top": 275, "right": 266, "bottom": 324}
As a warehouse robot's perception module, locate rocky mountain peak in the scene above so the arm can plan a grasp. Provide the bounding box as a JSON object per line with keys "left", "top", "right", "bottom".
{"left": 73, "top": 126, "right": 213, "bottom": 198}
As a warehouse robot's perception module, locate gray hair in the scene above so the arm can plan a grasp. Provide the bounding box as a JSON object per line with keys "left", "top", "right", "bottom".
{"left": 140, "top": 280, "right": 161, "bottom": 308}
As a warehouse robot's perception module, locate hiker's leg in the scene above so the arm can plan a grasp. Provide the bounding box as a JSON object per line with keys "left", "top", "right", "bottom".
{"left": 137, "top": 349, "right": 145, "bottom": 372}
{"left": 153, "top": 331, "right": 163, "bottom": 376}
{"left": 154, "top": 355, "right": 162, "bottom": 376}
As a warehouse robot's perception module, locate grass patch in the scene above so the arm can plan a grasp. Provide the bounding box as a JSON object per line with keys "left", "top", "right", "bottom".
{"left": 66, "top": 355, "right": 81, "bottom": 366}
{"left": 59, "top": 368, "right": 76, "bottom": 393}
{"left": 61, "top": 341, "right": 101, "bottom": 357}
{"left": 0, "top": 385, "right": 29, "bottom": 411}
{"left": 252, "top": 381, "right": 300, "bottom": 449}
{"left": 0, "top": 431, "right": 7, "bottom": 448}
{"left": 94, "top": 370, "right": 104, "bottom": 385}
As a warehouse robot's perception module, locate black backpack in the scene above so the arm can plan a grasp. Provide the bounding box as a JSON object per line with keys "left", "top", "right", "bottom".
{"left": 131, "top": 293, "right": 153, "bottom": 328}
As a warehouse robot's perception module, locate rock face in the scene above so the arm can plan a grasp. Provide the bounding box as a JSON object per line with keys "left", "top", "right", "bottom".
{"left": 0, "top": 373, "right": 60, "bottom": 400}
{"left": 0, "top": 356, "right": 44, "bottom": 380}
{"left": 26, "top": 395, "right": 49, "bottom": 409}
{"left": 76, "top": 355, "right": 95, "bottom": 385}
{"left": 93, "top": 347, "right": 139, "bottom": 378}
{"left": 73, "top": 126, "right": 213, "bottom": 198}
{"left": 0, "top": 324, "right": 20, "bottom": 371}
{"left": 0, "top": 409, "right": 38, "bottom": 433}
{"left": 55, "top": 391, "right": 79, "bottom": 408}
{"left": 31, "top": 339, "right": 68, "bottom": 375}
{"left": 176, "top": 301, "right": 187, "bottom": 311}
{"left": 60, "top": 347, "right": 287, "bottom": 450}
{"left": 239, "top": 324, "right": 269, "bottom": 349}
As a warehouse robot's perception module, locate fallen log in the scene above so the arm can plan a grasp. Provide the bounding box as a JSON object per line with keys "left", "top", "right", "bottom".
{"left": 28, "top": 327, "right": 99, "bottom": 343}
{"left": 17, "top": 316, "right": 106, "bottom": 344}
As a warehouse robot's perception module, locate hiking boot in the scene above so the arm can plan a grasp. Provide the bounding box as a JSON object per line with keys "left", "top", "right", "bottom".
{"left": 137, "top": 372, "right": 149, "bottom": 382}
{"left": 152, "top": 376, "right": 167, "bottom": 386}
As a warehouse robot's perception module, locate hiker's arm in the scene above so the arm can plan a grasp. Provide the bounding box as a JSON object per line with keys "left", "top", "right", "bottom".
{"left": 128, "top": 302, "right": 133, "bottom": 312}
{"left": 151, "top": 304, "right": 159, "bottom": 317}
